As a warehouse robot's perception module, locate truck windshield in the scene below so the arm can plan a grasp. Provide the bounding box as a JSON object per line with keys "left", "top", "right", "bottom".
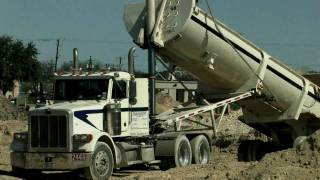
{"left": 54, "top": 79, "right": 109, "bottom": 100}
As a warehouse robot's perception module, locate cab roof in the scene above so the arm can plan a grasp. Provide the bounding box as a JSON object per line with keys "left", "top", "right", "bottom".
{"left": 54, "top": 71, "right": 131, "bottom": 80}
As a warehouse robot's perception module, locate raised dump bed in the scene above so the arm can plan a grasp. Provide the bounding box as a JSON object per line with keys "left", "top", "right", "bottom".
{"left": 124, "top": 0, "right": 320, "bottom": 145}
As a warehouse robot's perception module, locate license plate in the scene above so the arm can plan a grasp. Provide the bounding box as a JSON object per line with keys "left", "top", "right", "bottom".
{"left": 72, "top": 153, "right": 86, "bottom": 161}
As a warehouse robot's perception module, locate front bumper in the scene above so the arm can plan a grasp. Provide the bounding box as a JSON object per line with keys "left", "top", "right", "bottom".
{"left": 11, "top": 152, "right": 92, "bottom": 170}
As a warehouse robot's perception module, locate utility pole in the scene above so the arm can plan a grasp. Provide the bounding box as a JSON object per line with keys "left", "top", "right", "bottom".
{"left": 117, "top": 56, "right": 124, "bottom": 70}
{"left": 88, "top": 56, "right": 93, "bottom": 71}
{"left": 54, "top": 39, "right": 60, "bottom": 72}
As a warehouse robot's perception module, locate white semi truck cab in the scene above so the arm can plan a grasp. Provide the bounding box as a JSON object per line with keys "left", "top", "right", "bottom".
{"left": 11, "top": 48, "right": 220, "bottom": 179}
{"left": 10, "top": 52, "right": 151, "bottom": 177}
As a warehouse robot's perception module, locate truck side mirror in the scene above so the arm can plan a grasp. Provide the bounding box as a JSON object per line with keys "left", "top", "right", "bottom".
{"left": 129, "top": 80, "right": 137, "bottom": 99}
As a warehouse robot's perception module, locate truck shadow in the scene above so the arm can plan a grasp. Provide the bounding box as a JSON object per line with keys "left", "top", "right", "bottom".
{"left": 112, "top": 165, "right": 159, "bottom": 178}
{"left": 0, "top": 170, "right": 86, "bottom": 180}
{"left": 0, "top": 166, "right": 159, "bottom": 179}
{"left": 35, "top": 172, "right": 86, "bottom": 180}
{"left": 0, "top": 169, "right": 17, "bottom": 177}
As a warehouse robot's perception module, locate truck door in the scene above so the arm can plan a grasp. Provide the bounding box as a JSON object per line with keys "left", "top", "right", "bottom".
{"left": 111, "top": 80, "right": 130, "bottom": 133}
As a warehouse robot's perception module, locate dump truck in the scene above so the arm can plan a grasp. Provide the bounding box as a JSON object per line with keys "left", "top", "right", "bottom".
{"left": 11, "top": 47, "right": 230, "bottom": 180}
{"left": 124, "top": 0, "right": 320, "bottom": 158}
{"left": 10, "top": 0, "right": 320, "bottom": 179}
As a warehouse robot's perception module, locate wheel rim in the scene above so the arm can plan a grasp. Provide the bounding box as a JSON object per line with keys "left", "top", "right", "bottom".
{"left": 95, "top": 151, "right": 109, "bottom": 176}
{"left": 247, "top": 142, "right": 257, "bottom": 161}
{"left": 178, "top": 142, "right": 190, "bottom": 166}
{"left": 198, "top": 141, "right": 209, "bottom": 164}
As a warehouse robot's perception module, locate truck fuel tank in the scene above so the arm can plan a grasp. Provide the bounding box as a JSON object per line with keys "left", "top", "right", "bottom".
{"left": 104, "top": 103, "right": 122, "bottom": 136}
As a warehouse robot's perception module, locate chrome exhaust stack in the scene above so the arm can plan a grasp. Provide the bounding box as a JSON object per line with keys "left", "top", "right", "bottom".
{"left": 73, "top": 48, "right": 79, "bottom": 74}
{"left": 128, "top": 47, "right": 136, "bottom": 75}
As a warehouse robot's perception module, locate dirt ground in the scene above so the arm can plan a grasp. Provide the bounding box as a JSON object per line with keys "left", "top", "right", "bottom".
{"left": 2, "top": 112, "right": 320, "bottom": 180}
{"left": 0, "top": 114, "right": 249, "bottom": 180}
{"left": 1, "top": 93, "right": 320, "bottom": 179}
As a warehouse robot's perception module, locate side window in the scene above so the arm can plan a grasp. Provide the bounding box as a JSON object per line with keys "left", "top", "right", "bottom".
{"left": 112, "top": 80, "right": 127, "bottom": 99}
{"left": 55, "top": 81, "right": 66, "bottom": 99}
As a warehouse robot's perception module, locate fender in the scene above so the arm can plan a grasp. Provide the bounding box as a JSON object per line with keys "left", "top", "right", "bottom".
{"left": 76, "top": 131, "right": 118, "bottom": 164}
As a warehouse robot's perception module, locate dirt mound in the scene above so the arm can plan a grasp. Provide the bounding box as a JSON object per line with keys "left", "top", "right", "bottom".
{"left": 0, "top": 95, "right": 26, "bottom": 121}
{"left": 239, "top": 130, "right": 320, "bottom": 179}
{"left": 216, "top": 110, "right": 255, "bottom": 137}
{"left": 156, "top": 92, "right": 179, "bottom": 114}
{"left": 0, "top": 120, "right": 27, "bottom": 174}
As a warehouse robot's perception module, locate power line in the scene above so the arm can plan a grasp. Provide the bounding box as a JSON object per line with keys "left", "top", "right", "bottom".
{"left": 21, "top": 38, "right": 57, "bottom": 42}
{"left": 21, "top": 38, "right": 131, "bottom": 45}
{"left": 21, "top": 37, "right": 320, "bottom": 47}
{"left": 256, "top": 42, "right": 320, "bottom": 47}
{"left": 65, "top": 38, "right": 130, "bottom": 45}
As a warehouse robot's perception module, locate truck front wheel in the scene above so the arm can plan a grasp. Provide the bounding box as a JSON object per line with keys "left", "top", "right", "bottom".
{"left": 84, "top": 142, "right": 114, "bottom": 180}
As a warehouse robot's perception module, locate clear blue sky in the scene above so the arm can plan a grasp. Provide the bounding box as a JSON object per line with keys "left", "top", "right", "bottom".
{"left": 0, "top": 0, "right": 319, "bottom": 71}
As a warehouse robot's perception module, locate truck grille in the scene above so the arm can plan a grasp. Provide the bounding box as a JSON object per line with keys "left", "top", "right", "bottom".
{"left": 30, "top": 115, "right": 67, "bottom": 148}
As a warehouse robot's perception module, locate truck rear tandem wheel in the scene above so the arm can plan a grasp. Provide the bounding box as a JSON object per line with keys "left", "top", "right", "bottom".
{"left": 158, "top": 134, "right": 211, "bottom": 170}
{"left": 159, "top": 135, "right": 192, "bottom": 170}
{"left": 190, "top": 135, "right": 210, "bottom": 164}
{"left": 174, "top": 135, "right": 192, "bottom": 167}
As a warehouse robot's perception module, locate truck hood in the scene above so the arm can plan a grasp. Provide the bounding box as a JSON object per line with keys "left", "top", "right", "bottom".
{"left": 34, "top": 100, "right": 109, "bottom": 132}
{"left": 36, "top": 100, "right": 107, "bottom": 113}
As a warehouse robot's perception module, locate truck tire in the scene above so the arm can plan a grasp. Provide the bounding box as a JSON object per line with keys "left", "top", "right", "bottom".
{"left": 159, "top": 135, "right": 192, "bottom": 170}
{"left": 174, "top": 135, "right": 192, "bottom": 167}
{"left": 238, "top": 140, "right": 247, "bottom": 161}
{"left": 84, "top": 142, "right": 114, "bottom": 180}
{"left": 190, "top": 135, "right": 210, "bottom": 164}
{"left": 293, "top": 136, "right": 307, "bottom": 148}
{"left": 238, "top": 140, "right": 268, "bottom": 162}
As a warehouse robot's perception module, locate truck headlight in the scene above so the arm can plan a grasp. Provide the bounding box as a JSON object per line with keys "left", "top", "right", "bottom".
{"left": 14, "top": 132, "right": 28, "bottom": 143}
{"left": 73, "top": 134, "right": 93, "bottom": 143}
